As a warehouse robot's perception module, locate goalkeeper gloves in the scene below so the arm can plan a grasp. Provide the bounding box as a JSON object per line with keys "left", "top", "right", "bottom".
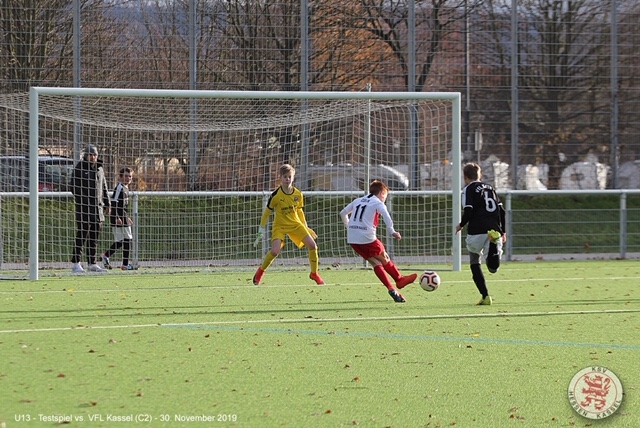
{"left": 253, "top": 226, "right": 265, "bottom": 248}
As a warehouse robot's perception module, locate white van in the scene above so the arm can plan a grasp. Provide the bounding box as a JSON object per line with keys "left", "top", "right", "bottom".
{"left": 308, "top": 164, "right": 409, "bottom": 191}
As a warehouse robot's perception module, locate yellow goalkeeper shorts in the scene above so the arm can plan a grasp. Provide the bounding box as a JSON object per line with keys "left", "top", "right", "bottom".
{"left": 271, "top": 223, "right": 315, "bottom": 249}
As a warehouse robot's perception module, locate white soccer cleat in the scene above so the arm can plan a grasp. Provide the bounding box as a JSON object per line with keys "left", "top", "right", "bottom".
{"left": 88, "top": 264, "right": 107, "bottom": 273}
{"left": 71, "top": 263, "right": 85, "bottom": 273}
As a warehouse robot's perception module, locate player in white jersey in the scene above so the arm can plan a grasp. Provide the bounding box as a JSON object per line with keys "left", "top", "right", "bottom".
{"left": 339, "top": 180, "right": 417, "bottom": 303}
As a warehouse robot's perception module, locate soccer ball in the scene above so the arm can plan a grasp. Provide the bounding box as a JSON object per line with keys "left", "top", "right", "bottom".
{"left": 420, "top": 270, "right": 440, "bottom": 292}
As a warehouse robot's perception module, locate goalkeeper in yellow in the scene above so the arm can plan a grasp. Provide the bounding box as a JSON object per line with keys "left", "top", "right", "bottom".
{"left": 252, "top": 164, "right": 325, "bottom": 285}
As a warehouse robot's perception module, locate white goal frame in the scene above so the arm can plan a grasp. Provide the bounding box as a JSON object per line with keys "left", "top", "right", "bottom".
{"left": 28, "top": 87, "right": 462, "bottom": 280}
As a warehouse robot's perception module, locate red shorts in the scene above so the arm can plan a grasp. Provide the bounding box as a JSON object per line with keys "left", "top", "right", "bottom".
{"left": 350, "top": 239, "right": 385, "bottom": 260}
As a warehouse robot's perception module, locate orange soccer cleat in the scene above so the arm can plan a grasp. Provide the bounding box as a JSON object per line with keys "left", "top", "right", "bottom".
{"left": 253, "top": 267, "right": 265, "bottom": 285}
{"left": 396, "top": 273, "right": 417, "bottom": 289}
{"left": 309, "top": 272, "right": 325, "bottom": 285}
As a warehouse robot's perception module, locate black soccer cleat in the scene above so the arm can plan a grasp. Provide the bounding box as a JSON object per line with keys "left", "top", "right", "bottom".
{"left": 388, "top": 289, "right": 406, "bottom": 303}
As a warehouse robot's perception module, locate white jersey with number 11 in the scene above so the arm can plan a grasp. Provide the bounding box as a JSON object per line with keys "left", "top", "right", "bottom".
{"left": 340, "top": 193, "right": 397, "bottom": 244}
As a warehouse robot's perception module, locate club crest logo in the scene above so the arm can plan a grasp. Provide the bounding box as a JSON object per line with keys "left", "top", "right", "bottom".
{"left": 568, "top": 366, "right": 623, "bottom": 419}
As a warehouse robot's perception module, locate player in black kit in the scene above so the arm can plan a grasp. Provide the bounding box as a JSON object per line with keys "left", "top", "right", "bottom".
{"left": 101, "top": 167, "right": 135, "bottom": 270}
{"left": 455, "top": 162, "right": 506, "bottom": 305}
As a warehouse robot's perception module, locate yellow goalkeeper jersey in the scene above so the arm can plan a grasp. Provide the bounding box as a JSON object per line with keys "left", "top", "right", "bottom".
{"left": 260, "top": 186, "right": 307, "bottom": 230}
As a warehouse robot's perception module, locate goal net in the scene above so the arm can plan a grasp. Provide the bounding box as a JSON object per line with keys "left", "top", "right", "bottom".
{"left": 0, "top": 88, "right": 461, "bottom": 279}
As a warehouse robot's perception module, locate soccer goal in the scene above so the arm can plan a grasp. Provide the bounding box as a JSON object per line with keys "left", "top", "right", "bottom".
{"left": 13, "top": 88, "right": 461, "bottom": 279}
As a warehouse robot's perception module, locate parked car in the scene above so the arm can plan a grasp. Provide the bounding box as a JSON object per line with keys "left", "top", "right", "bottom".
{"left": 307, "top": 164, "right": 409, "bottom": 191}
{"left": 0, "top": 155, "right": 75, "bottom": 192}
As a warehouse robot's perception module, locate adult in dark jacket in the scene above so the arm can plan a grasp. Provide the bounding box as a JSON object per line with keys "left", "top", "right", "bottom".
{"left": 70, "top": 145, "right": 111, "bottom": 273}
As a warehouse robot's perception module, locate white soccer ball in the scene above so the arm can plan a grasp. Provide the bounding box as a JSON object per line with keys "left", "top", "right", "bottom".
{"left": 420, "top": 270, "right": 440, "bottom": 292}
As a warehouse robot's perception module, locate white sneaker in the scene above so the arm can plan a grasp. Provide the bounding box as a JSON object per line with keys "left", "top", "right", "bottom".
{"left": 88, "top": 264, "right": 107, "bottom": 273}
{"left": 71, "top": 263, "right": 85, "bottom": 273}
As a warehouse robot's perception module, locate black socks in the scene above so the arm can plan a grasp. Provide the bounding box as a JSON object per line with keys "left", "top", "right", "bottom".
{"left": 487, "top": 242, "right": 500, "bottom": 273}
{"left": 471, "top": 263, "right": 489, "bottom": 298}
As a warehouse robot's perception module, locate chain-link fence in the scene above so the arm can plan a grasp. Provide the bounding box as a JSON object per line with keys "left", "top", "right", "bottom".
{"left": 1, "top": 0, "right": 639, "bottom": 190}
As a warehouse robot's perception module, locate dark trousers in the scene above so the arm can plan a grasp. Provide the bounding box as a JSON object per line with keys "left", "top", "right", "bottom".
{"left": 72, "top": 216, "right": 102, "bottom": 265}
{"left": 105, "top": 238, "right": 131, "bottom": 265}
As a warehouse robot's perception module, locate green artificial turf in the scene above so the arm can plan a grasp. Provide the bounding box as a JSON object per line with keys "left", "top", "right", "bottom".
{"left": 1, "top": 260, "right": 639, "bottom": 427}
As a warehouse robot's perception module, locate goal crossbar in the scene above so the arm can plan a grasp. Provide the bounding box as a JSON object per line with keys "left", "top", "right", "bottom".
{"left": 27, "top": 87, "right": 462, "bottom": 280}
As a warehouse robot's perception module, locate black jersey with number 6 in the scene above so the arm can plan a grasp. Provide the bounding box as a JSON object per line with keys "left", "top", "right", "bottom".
{"left": 460, "top": 181, "right": 505, "bottom": 235}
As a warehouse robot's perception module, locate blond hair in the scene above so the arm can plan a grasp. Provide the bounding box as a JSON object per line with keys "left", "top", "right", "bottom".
{"left": 279, "top": 164, "right": 295, "bottom": 176}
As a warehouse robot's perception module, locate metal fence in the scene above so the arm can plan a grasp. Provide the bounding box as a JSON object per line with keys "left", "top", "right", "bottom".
{"left": 1, "top": 189, "right": 639, "bottom": 281}
{"left": 2, "top": 0, "right": 640, "bottom": 190}
{"left": 503, "top": 189, "right": 640, "bottom": 261}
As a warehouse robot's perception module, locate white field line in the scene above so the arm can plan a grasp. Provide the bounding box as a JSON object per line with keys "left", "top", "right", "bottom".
{"left": 1, "top": 308, "right": 639, "bottom": 335}
{"left": 0, "top": 275, "right": 637, "bottom": 295}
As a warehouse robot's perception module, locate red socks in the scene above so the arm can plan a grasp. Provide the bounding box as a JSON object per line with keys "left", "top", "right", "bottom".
{"left": 383, "top": 261, "right": 401, "bottom": 281}
{"left": 374, "top": 265, "right": 394, "bottom": 290}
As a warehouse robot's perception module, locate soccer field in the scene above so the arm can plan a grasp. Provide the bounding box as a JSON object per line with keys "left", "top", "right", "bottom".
{"left": 1, "top": 260, "right": 639, "bottom": 427}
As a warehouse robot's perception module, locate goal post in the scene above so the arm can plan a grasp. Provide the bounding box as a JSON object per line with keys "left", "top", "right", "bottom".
{"left": 23, "top": 87, "right": 461, "bottom": 280}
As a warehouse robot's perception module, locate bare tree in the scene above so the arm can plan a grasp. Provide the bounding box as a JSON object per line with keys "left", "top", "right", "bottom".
{"left": 472, "top": 0, "right": 616, "bottom": 188}
{"left": 351, "top": 0, "right": 473, "bottom": 92}
{"left": 615, "top": 1, "right": 640, "bottom": 165}
{"left": 309, "top": 2, "right": 386, "bottom": 90}
{"left": 0, "top": 0, "right": 78, "bottom": 92}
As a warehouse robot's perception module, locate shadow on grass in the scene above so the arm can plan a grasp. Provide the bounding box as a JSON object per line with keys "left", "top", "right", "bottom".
{"left": 0, "top": 300, "right": 399, "bottom": 322}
